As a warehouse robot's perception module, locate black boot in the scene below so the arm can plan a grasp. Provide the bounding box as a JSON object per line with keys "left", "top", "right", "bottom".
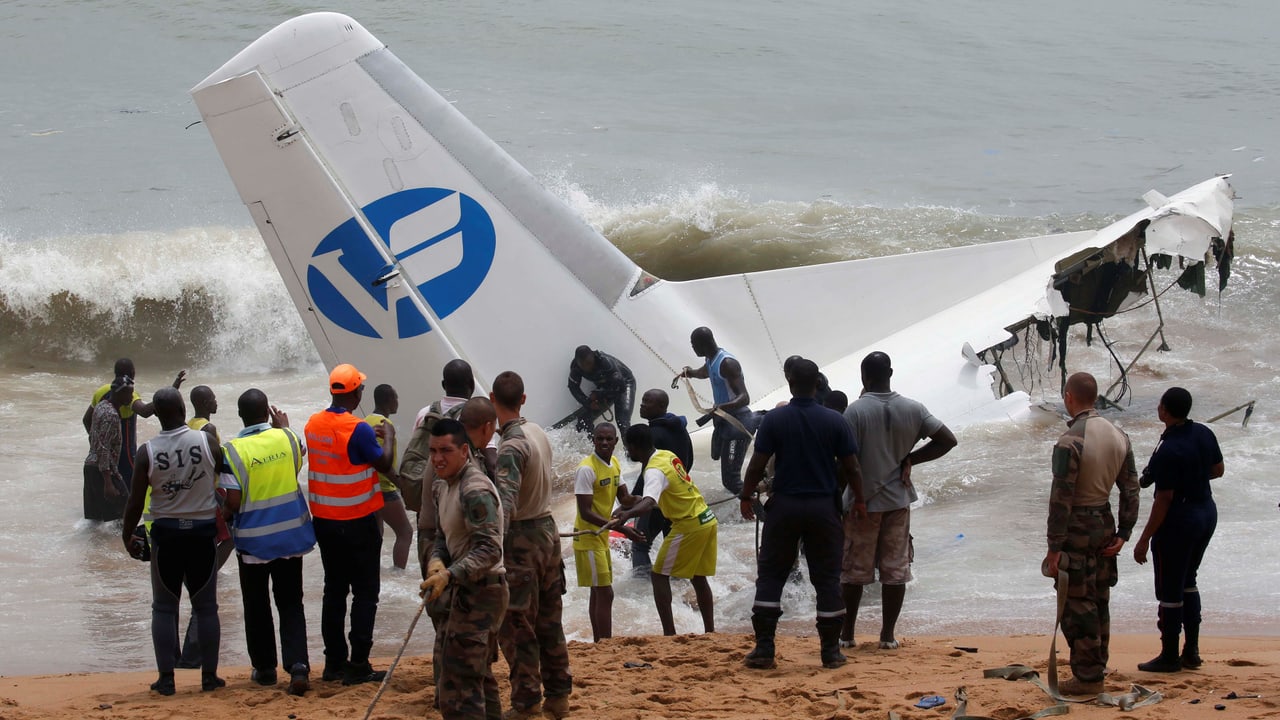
{"left": 1138, "top": 605, "right": 1183, "bottom": 673}
{"left": 744, "top": 613, "right": 778, "bottom": 669}
{"left": 1182, "top": 591, "right": 1202, "bottom": 669}
{"left": 1180, "top": 640, "right": 1202, "bottom": 669}
{"left": 1181, "top": 635, "right": 1202, "bottom": 668}
{"left": 816, "top": 617, "right": 847, "bottom": 669}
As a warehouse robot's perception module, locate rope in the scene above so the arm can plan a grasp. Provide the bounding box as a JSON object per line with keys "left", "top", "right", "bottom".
{"left": 898, "top": 560, "right": 1162, "bottom": 720}
{"left": 361, "top": 596, "right": 427, "bottom": 720}
{"left": 678, "top": 377, "right": 753, "bottom": 438}
{"left": 559, "top": 520, "right": 619, "bottom": 539}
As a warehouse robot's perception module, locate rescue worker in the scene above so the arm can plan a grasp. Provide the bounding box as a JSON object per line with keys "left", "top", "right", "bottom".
{"left": 224, "top": 389, "right": 315, "bottom": 696}
{"left": 740, "top": 359, "right": 864, "bottom": 670}
{"left": 568, "top": 345, "right": 636, "bottom": 436}
{"left": 674, "top": 327, "right": 753, "bottom": 496}
{"left": 420, "top": 419, "right": 508, "bottom": 720}
{"left": 176, "top": 384, "right": 236, "bottom": 669}
{"left": 366, "top": 383, "right": 413, "bottom": 571}
{"left": 490, "top": 371, "right": 572, "bottom": 719}
{"left": 629, "top": 389, "right": 693, "bottom": 577}
{"left": 121, "top": 387, "right": 236, "bottom": 696}
{"left": 1043, "top": 372, "right": 1140, "bottom": 695}
{"left": 1132, "top": 386, "right": 1224, "bottom": 673}
{"left": 614, "top": 424, "right": 717, "bottom": 636}
{"left": 304, "top": 363, "right": 396, "bottom": 685}
{"left": 573, "top": 423, "right": 633, "bottom": 641}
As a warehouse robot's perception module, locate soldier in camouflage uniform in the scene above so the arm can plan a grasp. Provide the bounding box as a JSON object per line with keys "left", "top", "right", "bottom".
{"left": 420, "top": 418, "right": 508, "bottom": 720}
{"left": 490, "top": 371, "right": 572, "bottom": 719}
{"left": 1043, "top": 372, "right": 1140, "bottom": 695}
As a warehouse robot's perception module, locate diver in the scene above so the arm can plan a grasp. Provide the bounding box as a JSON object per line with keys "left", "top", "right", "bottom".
{"left": 568, "top": 345, "right": 636, "bottom": 436}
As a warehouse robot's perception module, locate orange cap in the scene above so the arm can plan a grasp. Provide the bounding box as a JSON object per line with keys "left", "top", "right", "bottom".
{"left": 329, "top": 363, "right": 367, "bottom": 393}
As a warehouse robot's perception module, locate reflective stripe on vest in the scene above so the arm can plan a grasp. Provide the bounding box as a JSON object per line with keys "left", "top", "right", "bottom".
{"left": 225, "top": 428, "right": 316, "bottom": 559}
{"left": 304, "top": 410, "right": 383, "bottom": 520}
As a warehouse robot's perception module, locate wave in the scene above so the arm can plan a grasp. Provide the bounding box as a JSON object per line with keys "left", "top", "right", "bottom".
{"left": 0, "top": 227, "right": 315, "bottom": 371}
{"left": 3, "top": 191, "right": 1277, "bottom": 369}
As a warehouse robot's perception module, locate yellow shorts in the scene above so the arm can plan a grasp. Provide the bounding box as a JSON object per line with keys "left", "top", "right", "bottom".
{"left": 654, "top": 519, "right": 717, "bottom": 579}
{"left": 574, "top": 547, "right": 612, "bottom": 587}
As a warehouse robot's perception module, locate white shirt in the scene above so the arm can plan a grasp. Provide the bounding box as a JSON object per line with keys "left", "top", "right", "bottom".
{"left": 641, "top": 467, "right": 667, "bottom": 504}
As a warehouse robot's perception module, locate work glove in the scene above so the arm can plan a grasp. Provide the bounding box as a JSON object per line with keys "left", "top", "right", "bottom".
{"left": 420, "top": 570, "right": 451, "bottom": 601}
{"left": 426, "top": 558, "right": 447, "bottom": 577}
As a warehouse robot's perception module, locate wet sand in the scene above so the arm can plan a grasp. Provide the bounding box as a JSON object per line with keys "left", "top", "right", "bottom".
{"left": 3, "top": 632, "right": 1277, "bottom": 719}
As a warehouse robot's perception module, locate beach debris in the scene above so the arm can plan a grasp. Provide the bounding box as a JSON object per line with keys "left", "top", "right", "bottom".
{"left": 1098, "top": 684, "right": 1161, "bottom": 711}
{"left": 97, "top": 703, "right": 112, "bottom": 710}
{"left": 954, "top": 646, "right": 978, "bottom": 653}
{"left": 1215, "top": 704, "right": 1227, "bottom": 710}
{"left": 914, "top": 695, "right": 945, "bottom": 709}
{"left": 622, "top": 661, "right": 653, "bottom": 670}
{"left": 1224, "top": 691, "right": 1261, "bottom": 699}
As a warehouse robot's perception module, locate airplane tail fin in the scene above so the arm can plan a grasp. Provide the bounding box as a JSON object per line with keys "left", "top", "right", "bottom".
{"left": 191, "top": 13, "right": 645, "bottom": 419}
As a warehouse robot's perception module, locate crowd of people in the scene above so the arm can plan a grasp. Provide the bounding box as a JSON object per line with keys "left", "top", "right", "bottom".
{"left": 80, "top": 323, "right": 1226, "bottom": 711}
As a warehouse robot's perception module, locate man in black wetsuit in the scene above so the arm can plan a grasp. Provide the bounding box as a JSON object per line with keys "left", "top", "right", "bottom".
{"left": 568, "top": 345, "right": 636, "bottom": 436}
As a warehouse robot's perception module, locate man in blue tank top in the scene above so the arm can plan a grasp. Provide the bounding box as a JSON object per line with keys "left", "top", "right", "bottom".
{"left": 674, "top": 326, "right": 754, "bottom": 496}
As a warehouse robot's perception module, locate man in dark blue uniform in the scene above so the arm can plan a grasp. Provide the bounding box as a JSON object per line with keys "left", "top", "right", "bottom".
{"left": 1133, "top": 387, "right": 1223, "bottom": 672}
{"left": 739, "top": 358, "right": 865, "bottom": 670}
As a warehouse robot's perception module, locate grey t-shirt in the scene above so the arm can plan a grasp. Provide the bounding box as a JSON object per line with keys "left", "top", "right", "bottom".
{"left": 842, "top": 392, "right": 943, "bottom": 513}
{"left": 145, "top": 426, "right": 219, "bottom": 520}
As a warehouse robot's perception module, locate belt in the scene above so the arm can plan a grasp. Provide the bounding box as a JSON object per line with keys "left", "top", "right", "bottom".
{"left": 511, "top": 515, "right": 554, "bottom": 528}
{"left": 1071, "top": 503, "right": 1112, "bottom": 514}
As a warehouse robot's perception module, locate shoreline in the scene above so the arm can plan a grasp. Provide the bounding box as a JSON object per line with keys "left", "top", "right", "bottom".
{"left": 4, "top": 633, "right": 1277, "bottom": 719}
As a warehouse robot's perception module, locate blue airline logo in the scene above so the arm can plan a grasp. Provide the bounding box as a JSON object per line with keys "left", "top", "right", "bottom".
{"left": 306, "top": 188, "right": 496, "bottom": 339}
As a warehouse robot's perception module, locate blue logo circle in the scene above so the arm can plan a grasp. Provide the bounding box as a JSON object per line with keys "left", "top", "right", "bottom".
{"left": 306, "top": 188, "right": 496, "bottom": 339}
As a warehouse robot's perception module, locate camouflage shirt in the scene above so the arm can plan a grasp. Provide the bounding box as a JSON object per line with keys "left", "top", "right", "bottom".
{"left": 432, "top": 456, "right": 505, "bottom": 584}
{"left": 1047, "top": 409, "right": 1140, "bottom": 552}
{"left": 494, "top": 418, "right": 555, "bottom": 527}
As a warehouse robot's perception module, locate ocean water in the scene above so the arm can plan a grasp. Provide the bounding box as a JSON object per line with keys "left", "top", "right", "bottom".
{"left": 1, "top": 1, "right": 1278, "bottom": 675}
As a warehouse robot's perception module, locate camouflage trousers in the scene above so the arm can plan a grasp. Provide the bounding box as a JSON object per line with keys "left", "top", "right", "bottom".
{"left": 419, "top": 527, "right": 451, "bottom": 702}
{"left": 499, "top": 516, "right": 573, "bottom": 710}
{"left": 435, "top": 575, "right": 508, "bottom": 720}
{"left": 1059, "top": 506, "right": 1118, "bottom": 683}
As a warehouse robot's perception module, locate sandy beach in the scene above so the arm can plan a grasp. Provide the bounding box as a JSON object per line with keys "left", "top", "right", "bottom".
{"left": 3, "top": 632, "right": 1276, "bottom": 719}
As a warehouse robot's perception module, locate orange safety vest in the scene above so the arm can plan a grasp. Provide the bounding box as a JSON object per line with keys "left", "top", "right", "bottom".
{"left": 304, "top": 409, "right": 383, "bottom": 520}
